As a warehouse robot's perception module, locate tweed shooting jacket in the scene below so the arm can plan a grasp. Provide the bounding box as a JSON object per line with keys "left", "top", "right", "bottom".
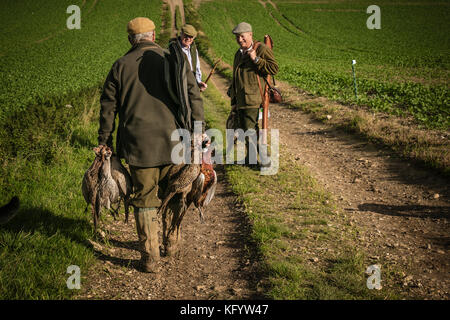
{"left": 228, "top": 42, "right": 279, "bottom": 109}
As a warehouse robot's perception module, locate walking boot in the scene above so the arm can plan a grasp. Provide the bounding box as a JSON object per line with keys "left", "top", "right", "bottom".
{"left": 134, "top": 207, "right": 160, "bottom": 273}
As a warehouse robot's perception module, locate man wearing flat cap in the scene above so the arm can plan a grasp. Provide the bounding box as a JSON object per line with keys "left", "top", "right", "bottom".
{"left": 98, "top": 17, "right": 204, "bottom": 273}
{"left": 228, "top": 22, "right": 279, "bottom": 166}
{"left": 170, "top": 24, "right": 207, "bottom": 92}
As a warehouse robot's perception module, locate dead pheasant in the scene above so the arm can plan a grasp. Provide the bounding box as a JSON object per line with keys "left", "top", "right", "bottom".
{"left": 110, "top": 154, "right": 133, "bottom": 223}
{"left": 97, "top": 147, "right": 120, "bottom": 216}
{"left": 157, "top": 162, "right": 201, "bottom": 218}
{"left": 82, "top": 146, "right": 121, "bottom": 232}
{"left": 82, "top": 146, "right": 103, "bottom": 230}
{"left": 157, "top": 142, "right": 202, "bottom": 220}
{"left": 186, "top": 143, "right": 217, "bottom": 222}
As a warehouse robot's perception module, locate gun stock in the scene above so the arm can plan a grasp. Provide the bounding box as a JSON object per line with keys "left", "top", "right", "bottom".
{"left": 204, "top": 59, "right": 221, "bottom": 84}
{"left": 261, "top": 34, "right": 273, "bottom": 145}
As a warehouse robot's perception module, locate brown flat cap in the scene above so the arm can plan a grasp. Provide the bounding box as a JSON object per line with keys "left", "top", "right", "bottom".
{"left": 181, "top": 24, "right": 197, "bottom": 38}
{"left": 127, "top": 17, "right": 155, "bottom": 35}
{"left": 232, "top": 22, "right": 252, "bottom": 34}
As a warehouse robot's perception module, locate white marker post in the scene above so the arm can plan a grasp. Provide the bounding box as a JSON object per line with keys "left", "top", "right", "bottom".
{"left": 352, "top": 60, "right": 358, "bottom": 100}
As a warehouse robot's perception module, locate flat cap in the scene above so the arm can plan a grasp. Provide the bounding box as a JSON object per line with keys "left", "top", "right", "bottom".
{"left": 127, "top": 17, "right": 155, "bottom": 35}
{"left": 181, "top": 24, "right": 197, "bottom": 38}
{"left": 232, "top": 22, "right": 252, "bottom": 34}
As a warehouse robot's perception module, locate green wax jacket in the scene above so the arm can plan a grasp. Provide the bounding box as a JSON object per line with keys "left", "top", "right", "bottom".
{"left": 229, "top": 42, "right": 279, "bottom": 109}
{"left": 98, "top": 40, "right": 204, "bottom": 167}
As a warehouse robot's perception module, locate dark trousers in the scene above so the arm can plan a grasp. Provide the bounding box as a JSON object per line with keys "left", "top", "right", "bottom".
{"left": 129, "top": 165, "right": 184, "bottom": 254}
{"left": 237, "top": 107, "right": 260, "bottom": 164}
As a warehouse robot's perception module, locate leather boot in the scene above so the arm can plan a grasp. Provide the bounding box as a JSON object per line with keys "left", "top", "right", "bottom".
{"left": 134, "top": 207, "right": 160, "bottom": 272}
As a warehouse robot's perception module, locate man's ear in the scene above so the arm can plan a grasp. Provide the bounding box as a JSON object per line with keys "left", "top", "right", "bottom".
{"left": 152, "top": 32, "right": 155, "bottom": 42}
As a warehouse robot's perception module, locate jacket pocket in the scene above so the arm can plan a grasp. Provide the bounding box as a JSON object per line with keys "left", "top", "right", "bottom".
{"left": 245, "top": 92, "right": 261, "bottom": 106}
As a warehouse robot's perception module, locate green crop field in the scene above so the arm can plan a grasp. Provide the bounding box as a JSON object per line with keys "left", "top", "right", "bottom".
{"left": 0, "top": 0, "right": 162, "bottom": 121}
{"left": 197, "top": 0, "right": 449, "bottom": 128}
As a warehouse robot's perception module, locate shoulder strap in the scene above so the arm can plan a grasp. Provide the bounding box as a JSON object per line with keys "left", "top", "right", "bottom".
{"left": 263, "top": 76, "right": 275, "bottom": 89}
{"left": 256, "top": 74, "right": 264, "bottom": 101}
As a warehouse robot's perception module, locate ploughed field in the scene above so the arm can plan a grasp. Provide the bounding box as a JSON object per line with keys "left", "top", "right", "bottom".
{"left": 198, "top": 0, "right": 449, "bottom": 129}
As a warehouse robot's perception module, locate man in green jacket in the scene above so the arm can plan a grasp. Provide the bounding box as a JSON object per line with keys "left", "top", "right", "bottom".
{"left": 98, "top": 17, "right": 204, "bottom": 272}
{"left": 228, "top": 22, "right": 278, "bottom": 166}
{"left": 170, "top": 24, "right": 207, "bottom": 92}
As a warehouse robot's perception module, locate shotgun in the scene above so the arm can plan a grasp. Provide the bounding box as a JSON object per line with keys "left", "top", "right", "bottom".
{"left": 261, "top": 34, "right": 273, "bottom": 144}
{"left": 204, "top": 59, "right": 221, "bottom": 84}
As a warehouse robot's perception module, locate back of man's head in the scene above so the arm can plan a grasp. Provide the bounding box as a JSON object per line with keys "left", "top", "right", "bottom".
{"left": 127, "top": 17, "right": 156, "bottom": 44}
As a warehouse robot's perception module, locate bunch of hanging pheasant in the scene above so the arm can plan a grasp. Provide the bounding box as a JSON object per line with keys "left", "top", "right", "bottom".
{"left": 82, "top": 145, "right": 132, "bottom": 232}
{"left": 187, "top": 140, "right": 217, "bottom": 222}
{"left": 157, "top": 138, "right": 217, "bottom": 223}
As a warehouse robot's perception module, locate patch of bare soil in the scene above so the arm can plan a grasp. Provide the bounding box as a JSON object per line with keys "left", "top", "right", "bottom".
{"left": 200, "top": 57, "right": 449, "bottom": 299}
{"left": 167, "top": 0, "right": 186, "bottom": 37}
{"left": 76, "top": 166, "right": 263, "bottom": 300}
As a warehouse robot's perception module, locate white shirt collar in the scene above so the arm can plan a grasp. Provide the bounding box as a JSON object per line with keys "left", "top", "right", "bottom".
{"left": 239, "top": 42, "right": 254, "bottom": 54}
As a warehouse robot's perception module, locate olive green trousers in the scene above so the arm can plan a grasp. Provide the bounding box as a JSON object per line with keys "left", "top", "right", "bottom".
{"left": 129, "top": 165, "right": 184, "bottom": 256}
{"left": 237, "top": 107, "right": 260, "bottom": 164}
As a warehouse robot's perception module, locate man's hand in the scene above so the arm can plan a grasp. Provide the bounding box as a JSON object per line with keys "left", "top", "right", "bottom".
{"left": 198, "top": 81, "right": 208, "bottom": 92}
{"left": 248, "top": 48, "right": 257, "bottom": 61}
{"left": 202, "top": 133, "right": 211, "bottom": 148}
{"left": 231, "top": 104, "right": 237, "bottom": 112}
{"left": 97, "top": 144, "right": 115, "bottom": 154}
{"left": 192, "top": 132, "right": 209, "bottom": 164}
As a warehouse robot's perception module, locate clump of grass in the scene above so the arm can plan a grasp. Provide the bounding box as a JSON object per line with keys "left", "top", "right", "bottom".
{"left": 157, "top": 2, "right": 172, "bottom": 48}
{"left": 175, "top": 5, "right": 183, "bottom": 32}
{"left": 0, "top": 86, "right": 101, "bottom": 165}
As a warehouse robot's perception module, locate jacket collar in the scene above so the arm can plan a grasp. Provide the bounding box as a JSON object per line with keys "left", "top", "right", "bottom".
{"left": 126, "top": 40, "right": 160, "bottom": 54}
{"left": 239, "top": 41, "right": 254, "bottom": 55}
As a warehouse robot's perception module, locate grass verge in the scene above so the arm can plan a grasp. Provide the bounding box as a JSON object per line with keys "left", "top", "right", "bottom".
{"left": 0, "top": 86, "right": 102, "bottom": 299}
